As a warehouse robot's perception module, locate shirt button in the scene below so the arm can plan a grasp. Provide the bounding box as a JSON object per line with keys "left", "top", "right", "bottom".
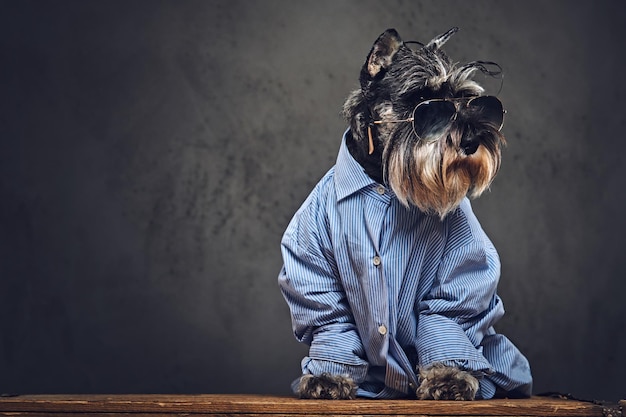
{"left": 378, "top": 324, "right": 387, "bottom": 335}
{"left": 373, "top": 256, "right": 381, "bottom": 266}
{"left": 376, "top": 185, "right": 386, "bottom": 195}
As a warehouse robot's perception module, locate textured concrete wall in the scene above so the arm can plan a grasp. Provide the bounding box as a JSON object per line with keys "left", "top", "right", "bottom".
{"left": 1, "top": 0, "right": 624, "bottom": 401}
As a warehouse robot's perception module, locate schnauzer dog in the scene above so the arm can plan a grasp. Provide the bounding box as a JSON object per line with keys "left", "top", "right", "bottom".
{"left": 279, "top": 28, "right": 532, "bottom": 400}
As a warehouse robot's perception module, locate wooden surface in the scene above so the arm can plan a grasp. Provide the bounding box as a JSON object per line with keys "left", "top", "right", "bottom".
{"left": 0, "top": 394, "right": 622, "bottom": 416}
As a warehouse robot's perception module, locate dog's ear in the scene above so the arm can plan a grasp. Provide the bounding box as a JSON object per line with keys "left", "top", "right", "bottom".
{"left": 362, "top": 29, "right": 403, "bottom": 82}
{"left": 425, "top": 27, "right": 459, "bottom": 51}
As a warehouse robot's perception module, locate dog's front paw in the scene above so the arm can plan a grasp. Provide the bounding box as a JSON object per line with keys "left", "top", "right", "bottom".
{"left": 295, "top": 373, "right": 357, "bottom": 400}
{"left": 415, "top": 363, "right": 479, "bottom": 400}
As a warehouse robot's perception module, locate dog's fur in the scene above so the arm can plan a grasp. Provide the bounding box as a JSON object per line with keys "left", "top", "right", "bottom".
{"left": 295, "top": 28, "right": 505, "bottom": 400}
{"left": 344, "top": 27, "right": 504, "bottom": 220}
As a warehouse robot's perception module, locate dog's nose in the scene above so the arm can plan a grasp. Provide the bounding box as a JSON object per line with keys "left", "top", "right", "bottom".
{"left": 460, "top": 137, "right": 479, "bottom": 155}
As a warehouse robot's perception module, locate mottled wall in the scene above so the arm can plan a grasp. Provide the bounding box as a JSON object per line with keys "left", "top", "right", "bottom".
{"left": 1, "top": 0, "right": 624, "bottom": 401}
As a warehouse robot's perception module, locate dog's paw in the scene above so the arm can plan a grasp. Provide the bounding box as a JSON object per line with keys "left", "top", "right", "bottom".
{"left": 295, "top": 373, "right": 357, "bottom": 400}
{"left": 415, "top": 363, "right": 479, "bottom": 400}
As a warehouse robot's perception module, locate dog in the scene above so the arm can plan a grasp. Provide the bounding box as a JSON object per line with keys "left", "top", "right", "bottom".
{"left": 278, "top": 28, "right": 532, "bottom": 400}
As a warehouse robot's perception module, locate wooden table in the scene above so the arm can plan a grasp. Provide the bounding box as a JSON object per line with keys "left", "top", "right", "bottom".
{"left": 0, "top": 394, "right": 623, "bottom": 416}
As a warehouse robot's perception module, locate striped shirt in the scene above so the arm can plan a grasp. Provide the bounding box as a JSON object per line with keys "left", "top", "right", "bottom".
{"left": 278, "top": 130, "right": 532, "bottom": 399}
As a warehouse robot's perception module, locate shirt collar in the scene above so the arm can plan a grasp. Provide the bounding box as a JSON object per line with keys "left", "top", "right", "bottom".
{"left": 334, "top": 129, "right": 378, "bottom": 201}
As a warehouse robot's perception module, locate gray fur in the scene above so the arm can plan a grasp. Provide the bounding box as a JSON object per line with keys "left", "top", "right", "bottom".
{"left": 416, "top": 363, "right": 480, "bottom": 400}
{"left": 295, "top": 373, "right": 358, "bottom": 400}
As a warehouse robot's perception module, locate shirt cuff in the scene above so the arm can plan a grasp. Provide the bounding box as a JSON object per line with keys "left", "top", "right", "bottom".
{"left": 300, "top": 356, "right": 369, "bottom": 384}
{"left": 416, "top": 315, "right": 493, "bottom": 372}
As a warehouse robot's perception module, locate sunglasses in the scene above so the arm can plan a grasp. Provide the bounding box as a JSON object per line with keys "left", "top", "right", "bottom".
{"left": 372, "top": 95, "right": 506, "bottom": 144}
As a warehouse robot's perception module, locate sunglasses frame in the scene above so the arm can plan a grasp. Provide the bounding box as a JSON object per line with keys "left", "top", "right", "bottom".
{"left": 372, "top": 95, "right": 506, "bottom": 143}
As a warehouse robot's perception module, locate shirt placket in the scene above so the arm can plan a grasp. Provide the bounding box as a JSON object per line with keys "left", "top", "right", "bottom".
{"left": 360, "top": 187, "right": 389, "bottom": 367}
{"left": 363, "top": 186, "right": 411, "bottom": 393}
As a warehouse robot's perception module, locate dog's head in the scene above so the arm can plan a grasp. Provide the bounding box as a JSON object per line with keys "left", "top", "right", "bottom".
{"left": 343, "top": 28, "right": 506, "bottom": 219}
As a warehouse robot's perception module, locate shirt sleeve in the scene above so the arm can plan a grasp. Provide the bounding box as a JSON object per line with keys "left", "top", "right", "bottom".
{"left": 416, "top": 239, "right": 502, "bottom": 365}
{"left": 415, "top": 202, "right": 532, "bottom": 399}
{"left": 415, "top": 211, "right": 506, "bottom": 398}
{"left": 278, "top": 188, "right": 369, "bottom": 383}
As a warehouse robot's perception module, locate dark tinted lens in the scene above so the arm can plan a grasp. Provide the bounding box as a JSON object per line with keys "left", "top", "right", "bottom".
{"left": 411, "top": 100, "right": 456, "bottom": 140}
{"left": 468, "top": 96, "right": 504, "bottom": 130}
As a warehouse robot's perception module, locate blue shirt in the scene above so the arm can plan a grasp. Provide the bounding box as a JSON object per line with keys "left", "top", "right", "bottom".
{"left": 278, "top": 130, "right": 532, "bottom": 399}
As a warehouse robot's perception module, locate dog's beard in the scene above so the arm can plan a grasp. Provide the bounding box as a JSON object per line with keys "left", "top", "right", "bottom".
{"left": 384, "top": 126, "right": 503, "bottom": 219}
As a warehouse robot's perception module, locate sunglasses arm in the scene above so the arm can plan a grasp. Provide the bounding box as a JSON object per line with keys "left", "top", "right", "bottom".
{"left": 372, "top": 118, "right": 415, "bottom": 125}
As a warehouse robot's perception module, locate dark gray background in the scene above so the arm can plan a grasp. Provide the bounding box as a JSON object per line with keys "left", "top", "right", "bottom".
{"left": 1, "top": 0, "right": 624, "bottom": 402}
